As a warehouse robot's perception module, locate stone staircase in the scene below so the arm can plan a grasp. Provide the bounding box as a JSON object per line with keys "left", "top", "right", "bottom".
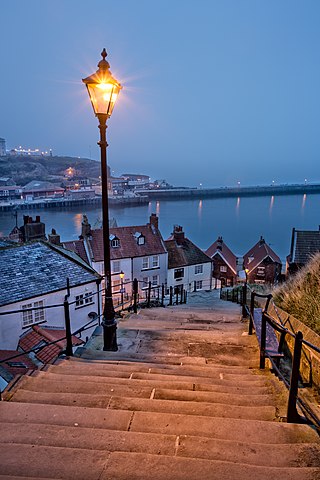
{"left": 0, "top": 292, "right": 319, "bottom": 479}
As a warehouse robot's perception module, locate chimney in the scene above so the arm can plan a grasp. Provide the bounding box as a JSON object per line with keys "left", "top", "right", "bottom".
{"left": 149, "top": 213, "right": 159, "bottom": 230}
{"left": 259, "top": 236, "right": 265, "bottom": 246}
{"left": 35, "top": 215, "right": 40, "bottom": 223}
{"left": 81, "top": 214, "right": 91, "bottom": 238}
{"left": 23, "top": 215, "right": 29, "bottom": 225}
{"left": 48, "top": 228, "right": 61, "bottom": 245}
{"left": 173, "top": 225, "right": 185, "bottom": 244}
{"left": 217, "top": 236, "right": 223, "bottom": 251}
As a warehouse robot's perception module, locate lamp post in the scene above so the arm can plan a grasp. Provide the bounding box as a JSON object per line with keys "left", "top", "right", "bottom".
{"left": 120, "top": 270, "right": 124, "bottom": 308}
{"left": 82, "top": 49, "right": 122, "bottom": 351}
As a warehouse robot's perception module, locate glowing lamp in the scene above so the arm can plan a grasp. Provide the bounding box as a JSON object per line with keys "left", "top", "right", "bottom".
{"left": 82, "top": 49, "right": 122, "bottom": 118}
{"left": 120, "top": 271, "right": 125, "bottom": 279}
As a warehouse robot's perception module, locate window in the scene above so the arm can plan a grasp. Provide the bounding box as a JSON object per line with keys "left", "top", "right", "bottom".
{"left": 195, "top": 265, "right": 203, "bottom": 275}
{"left": 75, "top": 292, "right": 94, "bottom": 308}
{"left": 257, "top": 266, "right": 265, "bottom": 276}
{"left": 152, "top": 255, "right": 159, "bottom": 268}
{"left": 22, "top": 301, "right": 45, "bottom": 327}
{"left": 195, "top": 280, "right": 203, "bottom": 290}
{"left": 174, "top": 268, "right": 184, "bottom": 279}
{"left": 152, "top": 275, "right": 159, "bottom": 286}
{"left": 34, "top": 301, "right": 45, "bottom": 322}
{"left": 138, "top": 236, "right": 145, "bottom": 245}
{"left": 111, "top": 238, "right": 120, "bottom": 248}
{"left": 112, "top": 260, "right": 121, "bottom": 273}
{"left": 142, "top": 257, "right": 149, "bottom": 269}
{"left": 7, "top": 361, "right": 27, "bottom": 368}
{"left": 142, "top": 277, "right": 149, "bottom": 289}
{"left": 220, "top": 265, "right": 227, "bottom": 273}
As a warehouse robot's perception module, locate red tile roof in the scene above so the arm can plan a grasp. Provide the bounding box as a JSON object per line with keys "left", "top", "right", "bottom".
{"left": 0, "top": 350, "right": 37, "bottom": 377}
{"left": 62, "top": 240, "right": 89, "bottom": 264}
{"left": 243, "top": 237, "right": 281, "bottom": 273}
{"left": 18, "top": 326, "right": 83, "bottom": 364}
{"left": 205, "top": 237, "right": 237, "bottom": 274}
{"left": 90, "top": 224, "right": 167, "bottom": 262}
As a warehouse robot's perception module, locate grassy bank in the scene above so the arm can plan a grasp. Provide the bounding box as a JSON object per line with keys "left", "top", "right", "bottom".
{"left": 273, "top": 253, "right": 320, "bottom": 335}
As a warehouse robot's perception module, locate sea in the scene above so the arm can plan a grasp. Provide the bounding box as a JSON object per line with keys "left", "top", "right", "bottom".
{"left": 0, "top": 194, "right": 319, "bottom": 264}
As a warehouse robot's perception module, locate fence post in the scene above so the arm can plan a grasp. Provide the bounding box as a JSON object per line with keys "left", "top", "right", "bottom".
{"left": 232, "top": 289, "right": 235, "bottom": 302}
{"left": 260, "top": 312, "right": 267, "bottom": 369}
{"left": 242, "top": 282, "right": 248, "bottom": 318}
{"left": 133, "top": 278, "right": 138, "bottom": 313}
{"left": 63, "top": 299, "right": 73, "bottom": 357}
{"left": 180, "top": 288, "right": 183, "bottom": 304}
{"left": 147, "top": 281, "right": 151, "bottom": 307}
{"left": 169, "top": 286, "right": 173, "bottom": 306}
{"left": 194, "top": 281, "right": 196, "bottom": 292}
{"left": 249, "top": 292, "right": 255, "bottom": 335}
{"left": 287, "top": 331, "right": 303, "bottom": 423}
{"left": 161, "top": 284, "right": 165, "bottom": 306}
{"left": 184, "top": 290, "right": 187, "bottom": 304}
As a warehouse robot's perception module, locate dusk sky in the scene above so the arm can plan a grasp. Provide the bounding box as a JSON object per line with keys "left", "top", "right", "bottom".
{"left": 1, "top": 1, "right": 320, "bottom": 187}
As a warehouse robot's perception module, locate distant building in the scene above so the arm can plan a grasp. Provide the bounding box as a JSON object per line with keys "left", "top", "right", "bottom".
{"left": 63, "top": 214, "right": 168, "bottom": 297}
{"left": 205, "top": 236, "right": 237, "bottom": 288}
{"left": 0, "top": 177, "right": 15, "bottom": 186}
{"left": 0, "top": 185, "right": 22, "bottom": 201}
{"left": 22, "top": 180, "right": 64, "bottom": 200}
{"left": 9, "top": 215, "right": 46, "bottom": 243}
{"left": 0, "top": 138, "right": 6, "bottom": 156}
{"left": 243, "top": 237, "right": 282, "bottom": 285}
{"left": 0, "top": 241, "right": 102, "bottom": 349}
{"left": 286, "top": 227, "right": 320, "bottom": 275}
{"left": 9, "top": 146, "right": 52, "bottom": 156}
{"left": 165, "top": 225, "right": 212, "bottom": 293}
{"left": 121, "top": 173, "right": 150, "bottom": 189}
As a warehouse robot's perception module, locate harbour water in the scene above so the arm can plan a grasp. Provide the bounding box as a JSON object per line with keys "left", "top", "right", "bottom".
{"left": 0, "top": 193, "right": 319, "bottom": 263}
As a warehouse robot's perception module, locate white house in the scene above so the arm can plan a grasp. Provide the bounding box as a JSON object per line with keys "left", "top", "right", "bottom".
{"left": 63, "top": 214, "right": 168, "bottom": 299}
{"left": 0, "top": 241, "right": 102, "bottom": 350}
{"left": 165, "top": 225, "right": 212, "bottom": 293}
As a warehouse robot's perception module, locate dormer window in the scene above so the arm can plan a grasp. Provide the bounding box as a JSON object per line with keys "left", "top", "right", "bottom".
{"left": 248, "top": 256, "right": 254, "bottom": 264}
{"left": 134, "top": 232, "right": 145, "bottom": 245}
{"left": 110, "top": 234, "right": 120, "bottom": 248}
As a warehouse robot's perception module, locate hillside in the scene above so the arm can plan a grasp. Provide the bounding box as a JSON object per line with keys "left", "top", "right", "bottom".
{"left": 0, "top": 155, "right": 101, "bottom": 186}
{"left": 273, "top": 253, "right": 320, "bottom": 334}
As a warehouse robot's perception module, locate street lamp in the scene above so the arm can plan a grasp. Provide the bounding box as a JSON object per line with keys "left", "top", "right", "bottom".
{"left": 120, "top": 270, "right": 125, "bottom": 308}
{"left": 83, "top": 49, "right": 122, "bottom": 351}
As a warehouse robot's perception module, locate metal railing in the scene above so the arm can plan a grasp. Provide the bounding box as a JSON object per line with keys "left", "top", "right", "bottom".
{"left": 221, "top": 284, "right": 320, "bottom": 428}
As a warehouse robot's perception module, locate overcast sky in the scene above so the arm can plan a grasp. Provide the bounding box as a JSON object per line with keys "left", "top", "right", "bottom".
{"left": 1, "top": 0, "right": 320, "bottom": 187}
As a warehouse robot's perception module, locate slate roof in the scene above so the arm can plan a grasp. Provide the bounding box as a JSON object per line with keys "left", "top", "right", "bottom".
{"left": 243, "top": 237, "right": 281, "bottom": 272}
{"left": 22, "top": 180, "right": 64, "bottom": 192}
{"left": 19, "top": 325, "right": 83, "bottom": 364}
{"left": 291, "top": 229, "right": 320, "bottom": 264}
{"left": 0, "top": 242, "right": 101, "bottom": 307}
{"left": 89, "top": 224, "right": 167, "bottom": 262}
{"left": 205, "top": 238, "right": 237, "bottom": 274}
{"left": 165, "top": 237, "right": 211, "bottom": 269}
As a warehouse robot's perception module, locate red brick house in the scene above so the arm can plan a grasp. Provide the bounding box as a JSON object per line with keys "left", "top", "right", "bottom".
{"left": 205, "top": 236, "right": 237, "bottom": 287}
{"left": 243, "top": 236, "right": 282, "bottom": 285}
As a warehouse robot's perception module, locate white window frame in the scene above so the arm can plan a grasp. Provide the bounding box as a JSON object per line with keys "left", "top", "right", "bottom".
{"left": 142, "top": 257, "right": 149, "bottom": 270}
{"left": 75, "top": 292, "right": 94, "bottom": 309}
{"left": 152, "top": 255, "right": 159, "bottom": 268}
{"left": 174, "top": 268, "right": 184, "bottom": 279}
{"left": 195, "top": 265, "right": 203, "bottom": 275}
{"left": 138, "top": 236, "right": 145, "bottom": 245}
{"left": 257, "top": 266, "right": 265, "bottom": 275}
{"left": 195, "top": 280, "right": 203, "bottom": 290}
{"left": 220, "top": 265, "right": 227, "bottom": 273}
{"left": 112, "top": 260, "right": 121, "bottom": 273}
{"left": 142, "top": 276, "right": 149, "bottom": 289}
{"left": 111, "top": 238, "right": 120, "bottom": 248}
{"left": 152, "top": 274, "right": 159, "bottom": 287}
{"left": 22, "top": 300, "right": 45, "bottom": 327}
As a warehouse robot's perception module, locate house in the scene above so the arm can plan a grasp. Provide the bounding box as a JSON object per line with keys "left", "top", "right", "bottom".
{"left": 0, "top": 241, "right": 102, "bottom": 350}
{"left": 63, "top": 214, "right": 168, "bottom": 297}
{"left": 286, "top": 227, "right": 320, "bottom": 275}
{"left": 22, "top": 180, "right": 64, "bottom": 200}
{"left": 243, "top": 236, "right": 282, "bottom": 285}
{"left": 165, "top": 225, "right": 212, "bottom": 293}
{"left": 0, "top": 349, "right": 37, "bottom": 392}
{"left": 0, "top": 185, "right": 22, "bottom": 201}
{"left": 205, "top": 236, "right": 237, "bottom": 288}
{"left": 18, "top": 325, "right": 84, "bottom": 364}
{"left": 8, "top": 215, "right": 46, "bottom": 243}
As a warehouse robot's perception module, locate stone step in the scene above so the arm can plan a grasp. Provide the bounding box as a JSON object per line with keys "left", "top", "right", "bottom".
{"left": 1, "top": 423, "right": 319, "bottom": 468}
{"left": 0, "top": 443, "right": 109, "bottom": 480}
{"left": 107, "top": 396, "right": 276, "bottom": 421}
{"left": 50, "top": 358, "right": 257, "bottom": 375}
{"left": 47, "top": 364, "right": 267, "bottom": 385}
{"left": 9, "top": 387, "right": 275, "bottom": 411}
{"left": 33, "top": 369, "right": 269, "bottom": 389}
{"left": 1, "top": 402, "right": 318, "bottom": 445}
{"left": 99, "top": 452, "right": 320, "bottom": 480}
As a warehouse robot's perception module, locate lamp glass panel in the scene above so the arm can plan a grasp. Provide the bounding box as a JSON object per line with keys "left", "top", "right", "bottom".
{"left": 87, "top": 82, "right": 120, "bottom": 117}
